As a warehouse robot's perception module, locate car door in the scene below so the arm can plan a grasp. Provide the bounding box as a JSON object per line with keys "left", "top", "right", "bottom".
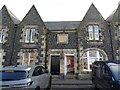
{"left": 40, "top": 67, "right": 50, "bottom": 88}
{"left": 32, "top": 66, "right": 45, "bottom": 88}
{"left": 101, "top": 64, "right": 112, "bottom": 89}
{"left": 94, "top": 63, "right": 103, "bottom": 88}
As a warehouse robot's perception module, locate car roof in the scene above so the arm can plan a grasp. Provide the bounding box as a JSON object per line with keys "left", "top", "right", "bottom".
{"left": 94, "top": 60, "right": 120, "bottom": 67}
{"left": 0, "top": 65, "right": 44, "bottom": 71}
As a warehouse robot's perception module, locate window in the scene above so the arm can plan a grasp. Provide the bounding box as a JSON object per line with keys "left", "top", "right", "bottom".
{"left": 82, "top": 50, "right": 103, "bottom": 71}
{"left": 0, "top": 50, "right": 4, "bottom": 67}
{"left": 21, "top": 51, "right": 36, "bottom": 65}
{"left": 57, "top": 34, "right": 68, "bottom": 44}
{"left": 88, "top": 25, "right": 99, "bottom": 40}
{"left": 0, "top": 29, "right": 5, "bottom": 43}
{"left": 25, "top": 28, "right": 35, "bottom": 43}
{"left": 0, "top": 71, "right": 27, "bottom": 81}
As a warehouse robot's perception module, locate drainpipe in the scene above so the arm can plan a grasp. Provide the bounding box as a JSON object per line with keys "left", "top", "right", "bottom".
{"left": 108, "top": 22, "right": 114, "bottom": 60}
{"left": 9, "top": 24, "right": 18, "bottom": 66}
{"left": 44, "top": 27, "right": 48, "bottom": 69}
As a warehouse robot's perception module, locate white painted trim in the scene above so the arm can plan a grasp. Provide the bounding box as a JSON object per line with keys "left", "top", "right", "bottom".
{"left": 64, "top": 54, "right": 75, "bottom": 75}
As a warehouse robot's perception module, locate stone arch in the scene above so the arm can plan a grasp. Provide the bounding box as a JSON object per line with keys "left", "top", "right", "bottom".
{"left": 80, "top": 48, "right": 108, "bottom": 60}
{"left": 79, "top": 48, "right": 108, "bottom": 71}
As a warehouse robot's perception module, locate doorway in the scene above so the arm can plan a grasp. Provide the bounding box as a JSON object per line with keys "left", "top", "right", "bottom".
{"left": 65, "top": 55, "right": 74, "bottom": 75}
{"left": 51, "top": 55, "right": 60, "bottom": 75}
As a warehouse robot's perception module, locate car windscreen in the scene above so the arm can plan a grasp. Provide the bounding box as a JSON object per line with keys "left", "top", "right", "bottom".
{"left": 0, "top": 70, "right": 27, "bottom": 81}
{"left": 110, "top": 65, "right": 120, "bottom": 80}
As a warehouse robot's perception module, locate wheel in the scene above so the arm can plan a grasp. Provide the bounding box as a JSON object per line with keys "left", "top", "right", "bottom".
{"left": 35, "top": 86, "right": 40, "bottom": 90}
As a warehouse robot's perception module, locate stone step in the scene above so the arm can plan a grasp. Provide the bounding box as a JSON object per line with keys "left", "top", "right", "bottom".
{"left": 65, "top": 75, "right": 76, "bottom": 79}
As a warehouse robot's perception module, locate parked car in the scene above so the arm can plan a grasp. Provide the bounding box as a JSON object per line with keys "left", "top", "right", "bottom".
{"left": 92, "top": 60, "right": 120, "bottom": 90}
{"left": 0, "top": 65, "right": 51, "bottom": 90}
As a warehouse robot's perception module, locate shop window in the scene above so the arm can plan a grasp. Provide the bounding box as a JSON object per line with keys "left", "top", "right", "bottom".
{"left": 82, "top": 50, "right": 103, "bottom": 71}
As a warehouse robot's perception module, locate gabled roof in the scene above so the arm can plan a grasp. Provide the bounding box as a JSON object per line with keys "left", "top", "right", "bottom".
{"left": 1, "top": 5, "right": 20, "bottom": 24}
{"left": 7, "top": 9, "right": 20, "bottom": 24}
{"left": 45, "top": 21, "right": 80, "bottom": 30}
{"left": 21, "top": 5, "right": 44, "bottom": 26}
{"left": 106, "top": 3, "right": 120, "bottom": 22}
{"left": 82, "top": 3, "right": 104, "bottom": 22}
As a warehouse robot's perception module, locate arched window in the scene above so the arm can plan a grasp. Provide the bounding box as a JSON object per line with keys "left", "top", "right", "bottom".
{"left": 82, "top": 50, "right": 103, "bottom": 71}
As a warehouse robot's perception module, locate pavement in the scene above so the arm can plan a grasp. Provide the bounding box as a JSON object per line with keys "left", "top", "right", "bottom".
{"left": 51, "top": 79, "right": 93, "bottom": 90}
{"left": 52, "top": 79, "right": 92, "bottom": 85}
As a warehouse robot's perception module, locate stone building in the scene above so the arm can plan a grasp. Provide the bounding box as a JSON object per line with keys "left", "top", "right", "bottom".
{"left": 77, "top": 3, "right": 113, "bottom": 74}
{"left": 0, "top": 5, "right": 20, "bottom": 68}
{"left": 107, "top": 3, "right": 120, "bottom": 61}
{"left": 45, "top": 21, "right": 79, "bottom": 76}
{"left": 0, "top": 3, "right": 119, "bottom": 78}
{"left": 12, "top": 5, "right": 47, "bottom": 67}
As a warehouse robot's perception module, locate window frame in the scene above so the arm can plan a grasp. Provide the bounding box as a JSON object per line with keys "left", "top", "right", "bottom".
{"left": 21, "top": 50, "right": 36, "bottom": 65}
{"left": 87, "top": 24, "right": 100, "bottom": 41}
{"left": 0, "top": 28, "right": 7, "bottom": 43}
{"left": 82, "top": 50, "right": 103, "bottom": 71}
{"left": 25, "top": 27, "right": 36, "bottom": 43}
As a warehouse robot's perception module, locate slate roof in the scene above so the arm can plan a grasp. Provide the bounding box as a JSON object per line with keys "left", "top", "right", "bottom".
{"left": 106, "top": 9, "right": 117, "bottom": 22}
{"left": 1, "top": 5, "right": 20, "bottom": 24}
{"left": 7, "top": 9, "right": 20, "bottom": 24}
{"left": 82, "top": 3, "right": 104, "bottom": 22}
{"left": 44, "top": 21, "right": 80, "bottom": 30}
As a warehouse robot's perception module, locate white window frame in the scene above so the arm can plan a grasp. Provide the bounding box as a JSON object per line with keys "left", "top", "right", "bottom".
{"left": 25, "top": 28, "right": 36, "bottom": 43}
{"left": 21, "top": 51, "right": 36, "bottom": 65}
{"left": 25, "top": 29, "right": 30, "bottom": 43}
{"left": 30, "top": 29, "right": 35, "bottom": 43}
{"left": 94, "top": 25, "right": 99, "bottom": 40}
{"left": 0, "top": 50, "right": 4, "bottom": 68}
{"left": 88, "top": 25, "right": 99, "bottom": 40}
{"left": 0, "top": 29, "right": 5, "bottom": 43}
{"left": 82, "top": 51, "right": 103, "bottom": 71}
{"left": 88, "top": 25, "right": 94, "bottom": 40}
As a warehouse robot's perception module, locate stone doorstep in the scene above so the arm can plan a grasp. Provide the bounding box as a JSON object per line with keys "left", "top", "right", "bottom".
{"left": 52, "top": 75, "right": 60, "bottom": 80}
{"left": 78, "top": 74, "right": 92, "bottom": 80}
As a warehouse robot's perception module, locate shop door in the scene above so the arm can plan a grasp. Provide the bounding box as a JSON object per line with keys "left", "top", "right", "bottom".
{"left": 66, "top": 56, "right": 74, "bottom": 75}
